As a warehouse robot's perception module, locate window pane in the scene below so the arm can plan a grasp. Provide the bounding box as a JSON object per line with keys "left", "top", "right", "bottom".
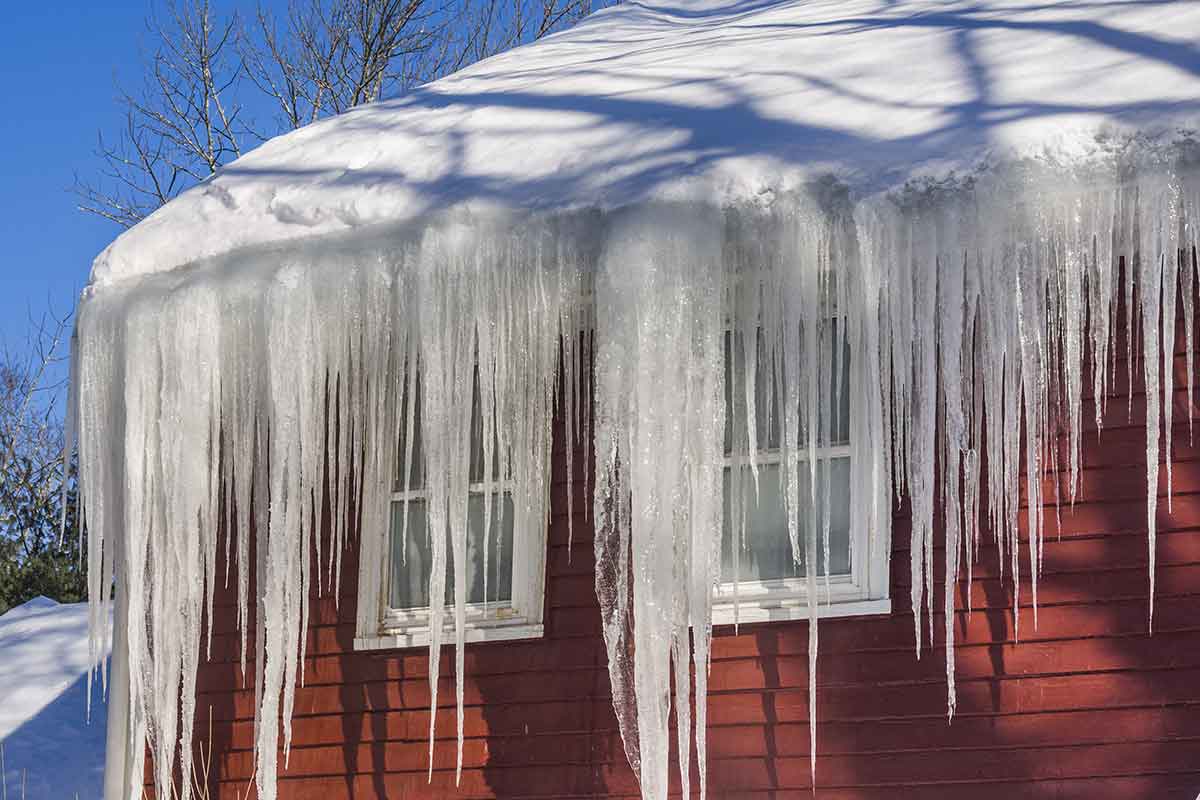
{"left": 395, "top": 376, "right": 424, "bottom": 491}
{"left": 724, "top": 328, "right": 850, "bottom": 454}
{"left": 395, "top": 369, "right": 502, "bottom": 489}
{"left": 720, "top": 458, "right": 851, "bottom": 582}
{"left": 724, "top": 331, "right": 781, "bottom": 452}
{"left": 388, "top": 493, "right": 515, "bottom": 609}
{"left": 826, "top": 328, "right": 850, "bottom": 445}
{"left": 469, "top": 372, "right": 503, "bottom": 483}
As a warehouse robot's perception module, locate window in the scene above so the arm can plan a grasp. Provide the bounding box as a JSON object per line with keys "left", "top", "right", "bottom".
{"left": 713, "top": 324, "right": 889, "bottom": 624}
{"left": 354, "top": 373, "right": 547, "bottom": 650}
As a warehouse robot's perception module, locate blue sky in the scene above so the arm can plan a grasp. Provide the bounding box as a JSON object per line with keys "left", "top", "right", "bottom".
{"left": 0, "top": 4, "right": 151, "bottom": 347}
{"left": 0, "top": 2, "right": 297, "bottom": 353}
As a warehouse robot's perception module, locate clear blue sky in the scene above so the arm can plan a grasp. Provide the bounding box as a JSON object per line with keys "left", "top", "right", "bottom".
{"left": 1, "top": 2, "right": 294, "bottom": 352}
{"left": 0, "top": 4, "right": 152, "bottom": 347}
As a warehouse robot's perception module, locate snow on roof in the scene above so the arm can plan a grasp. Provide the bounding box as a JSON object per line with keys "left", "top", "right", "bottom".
{"left": 91, "top": 0, "right": 1200, "bottom": 286}
{"left": 0, "top": 597, "right": 108, "bottom": 799}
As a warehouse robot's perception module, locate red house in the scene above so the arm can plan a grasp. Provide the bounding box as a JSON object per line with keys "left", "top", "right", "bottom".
{"left": 74, "top": 0, "right": 1200, "bottom": 798}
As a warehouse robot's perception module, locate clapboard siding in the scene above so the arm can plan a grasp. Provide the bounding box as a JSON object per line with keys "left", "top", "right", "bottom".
{"left": 158, "top": 312, "right": 1200, "bottom": 798}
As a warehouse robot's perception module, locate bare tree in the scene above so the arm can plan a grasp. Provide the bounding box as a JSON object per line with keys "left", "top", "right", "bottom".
{"left": 447, "top": 0, "right": 597, "bottom": 69}
{"left": 0, "top": 309, "right": 69, "bottom": 511}
{"left": 243, "top": 0, "right": 605, "bottom": 128}
{"left": 241, "top": 0, "right": 446, "bottom": 131}
{"left": 75, "top": 0, "right": 609, "bottom": 228}
{"left": 75, "top": 0, "right": 245, "bottom": 228}
{"left": 0, "top": 307, "right": 81, "bottom": 616}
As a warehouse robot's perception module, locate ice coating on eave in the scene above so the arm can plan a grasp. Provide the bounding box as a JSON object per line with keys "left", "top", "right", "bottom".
{"left": 76, "top": 142, "right": 1200, "bottom": 800}
{"left": 77, "top": 216, "right": 589, "bottom": 800}
{"left": 89, "top": 0, "right": 1200, "bottom": 286}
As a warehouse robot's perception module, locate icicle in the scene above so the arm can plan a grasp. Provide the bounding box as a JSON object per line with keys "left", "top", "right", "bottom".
{"left": 75, "top": 147, "right": 1200, "bottom": 800}
{"left": 73, "top": 222, "right": 573, "bottom": 800}
{"left": 1138, "top": 182, "right": 1163, "bottom": 633}
{"left": 593, "top": 204, "right": 726, "bottom": 800}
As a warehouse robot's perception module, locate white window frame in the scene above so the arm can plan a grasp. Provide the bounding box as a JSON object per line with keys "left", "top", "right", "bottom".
{"left": 354, "top": 420, "right": 547, "bottom": 651}
{"left": 712, "top": 330, "right": 889, "bottom": 626}
{"left": 713, "top": 451, "right": 890, "bottom": 626}
{"left": 356, "top": 490, "right": 547, "bottom": 650}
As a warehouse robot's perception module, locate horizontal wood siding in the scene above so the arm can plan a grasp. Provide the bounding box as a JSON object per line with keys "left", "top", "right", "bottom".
{"left": 168, "top": 316, "right": 1200, "bottom": 799}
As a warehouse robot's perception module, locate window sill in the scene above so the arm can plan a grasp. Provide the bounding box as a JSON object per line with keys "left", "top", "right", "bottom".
{"left": 354, "top": 619, "right": 544, "bottom": 651}
{"left": 711, "top": 596, "right": 890, "bottom": 627}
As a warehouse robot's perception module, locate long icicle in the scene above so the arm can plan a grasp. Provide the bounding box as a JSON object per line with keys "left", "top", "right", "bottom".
{"left": 75, "top": 153, "right": 1199, "bottom": 800}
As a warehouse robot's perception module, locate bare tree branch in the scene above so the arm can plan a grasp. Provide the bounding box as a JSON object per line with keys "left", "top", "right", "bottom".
{"left": 0, "top": 306, "right": 70, "bottom": 532}
{"left": 74, "top": 0, "right": 246, "bottom": 228}
{"left": 77, "top": 0, "right": 613, "bottom": 228}
{"left": 0, "top": 305, "right": 85, "bottom": 614}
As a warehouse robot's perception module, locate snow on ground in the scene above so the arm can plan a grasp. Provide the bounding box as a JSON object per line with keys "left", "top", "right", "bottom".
{"left": 0, "top": 597, "right": 107, "bottom": 799}
{"left": 90, "top": 0, "right": 1200, "bottom": 286}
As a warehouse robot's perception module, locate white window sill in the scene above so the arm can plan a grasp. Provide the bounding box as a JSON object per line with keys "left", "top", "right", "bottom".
{"left": 354, "top": 619, "right": 544, "bottom": 651}
{"left": 711, "top": 596, "right": 890, "bottom": 627}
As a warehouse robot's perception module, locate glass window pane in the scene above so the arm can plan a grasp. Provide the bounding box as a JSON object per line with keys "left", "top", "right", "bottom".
{"left": 825, "top": 324, "right": 851, "bottom": 446}
{"left": 389, "top": 493, "right": 515, "bottom": 610}
{"left": 720, "top": 458, "right": 851, "bottom": 582}
{"left": 395, "top": 376, "right": 424, "bottom": 491}
{"left": 724, "top": 327, "right": 850, "bottom": 454}
{"left": 724, "top": 331, "right": 781, "bottom": 453}
{"left": 395, "top": 368, "right": 502, "bottom": 489}
{"left": 469, "top": 373, "right": 503, "bottom": 483}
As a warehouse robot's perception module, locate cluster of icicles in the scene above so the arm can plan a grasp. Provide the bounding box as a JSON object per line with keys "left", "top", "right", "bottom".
{"left": 72, "top": 153, "right": 1200, "bottom": 800}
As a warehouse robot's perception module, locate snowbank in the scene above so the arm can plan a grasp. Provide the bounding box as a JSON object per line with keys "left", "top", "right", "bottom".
{"left": 0, "top": 597, "right": 108, "bottom": 799}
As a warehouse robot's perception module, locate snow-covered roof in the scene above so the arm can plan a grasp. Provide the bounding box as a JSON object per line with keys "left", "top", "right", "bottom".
{"left": 0, "top": 597, "right": 108, "bottom": 799}
{"left": 91, "top": 0, "right": 1200, "bottom": 286}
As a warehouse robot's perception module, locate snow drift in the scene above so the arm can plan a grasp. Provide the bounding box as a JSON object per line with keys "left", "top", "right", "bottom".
{"left": 0, "top": 597, "right": 109, "bottom": 799}
{"left": 70, "top": 1, "right": 1200, "bottom": 799}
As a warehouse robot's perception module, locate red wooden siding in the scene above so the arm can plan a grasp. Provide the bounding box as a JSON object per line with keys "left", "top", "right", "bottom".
{"left": 172, "top": 314, "right": 1200, "bottom": 799}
